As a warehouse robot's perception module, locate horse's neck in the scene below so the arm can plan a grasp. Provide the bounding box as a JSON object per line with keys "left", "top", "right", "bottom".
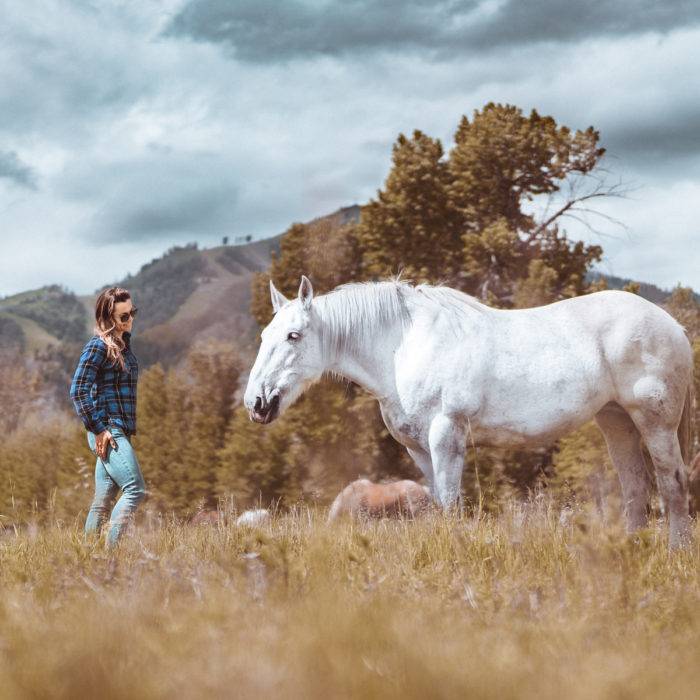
{"left": 329, "top": 343, "right": 398, "bottom": 398}
{"left": 317, "top": 297, "right": 402, "bottom": 400}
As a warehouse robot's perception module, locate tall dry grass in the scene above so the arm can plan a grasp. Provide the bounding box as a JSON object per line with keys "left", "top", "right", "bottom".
{"left": 1, "top": 502, "right": 699, "bottom": 699}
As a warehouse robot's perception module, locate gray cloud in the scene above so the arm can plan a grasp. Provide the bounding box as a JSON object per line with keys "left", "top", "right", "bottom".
{"left": 60, "top": 151, "right": 239, "bottom": 244}
{"left": 167, "top": 0, "right": 700, "bottom": 62}
{"left": 0, "top": 2, "right": 159, "bottom": 144}
{"left": 605, "top": 113, "right": 700, "bottom": 164}
{"left": 0, "top": 150, "right": 37, "bottom": 189}
{"left": 1, "top": 1, "right": 698, "bottom": 296}
{"left": 462, "top": 0, "right": 700, "bottom": 51}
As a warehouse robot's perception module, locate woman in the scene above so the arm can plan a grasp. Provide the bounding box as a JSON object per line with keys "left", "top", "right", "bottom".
{"left": 70, "top": 287, "right": 145, "bottom": 547}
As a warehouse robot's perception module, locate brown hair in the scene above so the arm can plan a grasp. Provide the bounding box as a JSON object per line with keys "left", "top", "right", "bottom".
{"left": 94, "top": 287, "right": 131, "bottom": 370}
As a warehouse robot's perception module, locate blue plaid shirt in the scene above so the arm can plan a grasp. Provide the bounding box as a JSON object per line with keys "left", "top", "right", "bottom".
{"left": 70, "top": 332, "right": 139, "bottom": 435}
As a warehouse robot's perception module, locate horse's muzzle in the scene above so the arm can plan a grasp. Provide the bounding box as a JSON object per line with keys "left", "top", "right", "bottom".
{"left": 250, "top": 393, "right": 281, "bottom": 424}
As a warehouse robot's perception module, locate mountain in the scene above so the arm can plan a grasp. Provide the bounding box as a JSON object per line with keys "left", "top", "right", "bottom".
{"left": 109, "top": 237, "right": 280, "bottom": 367}
{"left": 0, "top": 205, "right": 362, "bottom": 372}
{"left": 586, "top": 271, "right": 691, "bottom": 304}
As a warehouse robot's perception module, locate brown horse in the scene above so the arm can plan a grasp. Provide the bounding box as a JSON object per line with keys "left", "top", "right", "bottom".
{"left": 328, "top": 479, "right": 433, "bottom": 521}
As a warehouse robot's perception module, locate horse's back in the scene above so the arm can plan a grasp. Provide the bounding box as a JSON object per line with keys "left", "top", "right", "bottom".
{"left": 395, "top": 289, "right": 692, "bottom": 448}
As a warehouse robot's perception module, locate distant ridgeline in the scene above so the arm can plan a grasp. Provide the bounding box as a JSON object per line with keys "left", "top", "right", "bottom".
{"left": 0, "top": 235, "right": 280, "bottom": 370}
{"left": 586, "top": 271, "right": 699, "bottom": 304}
{"left": 0, "top": 285, "right": 88, "bottom": 350}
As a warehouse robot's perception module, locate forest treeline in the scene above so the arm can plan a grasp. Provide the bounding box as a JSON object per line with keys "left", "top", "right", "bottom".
{"left": 1, "top": 103, "right": 699, "bottom": 524}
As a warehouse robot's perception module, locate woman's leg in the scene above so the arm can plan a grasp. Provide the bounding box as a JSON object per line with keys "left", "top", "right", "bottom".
{"left": 85, "top": 432, "right": 119, "bottom": 536}
{"left": 100, "top": 428, "right": 146, "bottom": 547}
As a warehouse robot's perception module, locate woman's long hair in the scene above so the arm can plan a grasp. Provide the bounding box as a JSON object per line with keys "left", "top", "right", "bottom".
{"left": 94, "top": 287, "right": 131, "bottom": 370}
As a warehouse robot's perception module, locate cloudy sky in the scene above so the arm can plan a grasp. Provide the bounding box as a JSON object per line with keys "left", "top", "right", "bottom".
{"left": 1, "top": 0, "right": 699, "bottom": 297}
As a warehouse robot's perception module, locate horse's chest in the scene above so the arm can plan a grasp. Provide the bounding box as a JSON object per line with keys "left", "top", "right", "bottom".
{"left": 379, "top": 401, "right": 424, "bottom": 449}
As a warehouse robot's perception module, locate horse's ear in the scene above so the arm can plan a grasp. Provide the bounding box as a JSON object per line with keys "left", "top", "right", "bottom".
{"left": 298, "top": 275, "right": 314, "bottom": 310}
{"left": 270, "top": 280, "right": 289, "bottom": 314}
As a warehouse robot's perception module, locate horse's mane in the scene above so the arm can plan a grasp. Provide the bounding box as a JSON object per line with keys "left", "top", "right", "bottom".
{"left": 316, "top": 280, "right": 488, "bottom": 359}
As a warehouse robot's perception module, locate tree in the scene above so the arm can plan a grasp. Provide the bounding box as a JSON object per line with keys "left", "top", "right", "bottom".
{"left": 356, "top": 103, "right": 613, "bottom": 305}
{"left": 216, "top": 380, "right": 418, "bottom": 508}
{"left": 132, "top": 343, "right": 241, "bottom": 516}
{"left": 0, "top": 350, "right": 44, "bottom": 433}
{"left": 251, "top": 217, "right": 360, "bottom": 327}
{"left": 449, "top": 103, "right": 605, "bottom": 233}
{"left": 133, "top": 364, "right": 175, "bottom": 511}
{"left": 664, "top": 286, "right": 700, "bottom": 454}
{"left": 357, "top": 131, "right": 460, "bottom": 283}
{"left": 664, "top": 286, "right": 700, "bottom": 341}
{"left": 548, "top": 421, "right": 618, "bottom": 512}
{"left": 178, "top": 342, "right": 241, "bottom": 511}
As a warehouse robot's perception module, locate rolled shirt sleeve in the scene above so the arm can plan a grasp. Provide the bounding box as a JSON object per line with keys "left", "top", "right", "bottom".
{"left": 70, "top": 338, "right": 108, "bottom": 435}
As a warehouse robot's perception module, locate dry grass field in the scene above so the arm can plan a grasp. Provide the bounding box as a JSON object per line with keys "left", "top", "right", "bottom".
{"left": 1, "top": 502, "right": 699, "bottom": 699}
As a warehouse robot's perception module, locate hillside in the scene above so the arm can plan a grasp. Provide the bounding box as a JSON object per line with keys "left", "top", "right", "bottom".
{"left": 111, "top": 236, "right": 281, "bottom": 367}
{"left": 0, "top": 285, "right": 87, "bottom": 352}
{"left": 0, "top": 207, "right": 364, "bottom": 373}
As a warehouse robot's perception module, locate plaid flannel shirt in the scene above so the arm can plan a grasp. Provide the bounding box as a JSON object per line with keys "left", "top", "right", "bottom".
{"left": 69, "top": 332, "right": 139, "bottom": 435}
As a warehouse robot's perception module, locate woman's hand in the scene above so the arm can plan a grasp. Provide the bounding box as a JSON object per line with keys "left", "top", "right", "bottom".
{"left": 95, "top": 430, "right": 118, "bottom": 460}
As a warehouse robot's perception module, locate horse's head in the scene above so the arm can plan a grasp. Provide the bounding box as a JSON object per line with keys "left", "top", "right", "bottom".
{"left": 244, "top": 276, "right": 323, "bottom": 424}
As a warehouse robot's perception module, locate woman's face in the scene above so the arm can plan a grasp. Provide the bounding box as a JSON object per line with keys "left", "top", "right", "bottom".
{"left": 113, "top": 298, "right": 135, "bottom": 336}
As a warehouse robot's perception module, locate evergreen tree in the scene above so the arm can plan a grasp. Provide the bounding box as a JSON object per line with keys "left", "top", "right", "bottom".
{"left": 251, "top": 217, "right": 360, "bottom": 327}
{"left": 179, "top": 342, "right": 241, "bottom": 512}
{"left": 664, "top": 286, "right": 700, "bottom": 453}
{"left": 0, "top": 350, "right": 44, "bottom": 433}
{"left": 132, "top": 364, "right": 172, "bottom": 511}
{"left": 664, "top": 286, "right": 700, "bottom": 341}
{"left": 356, "top": 103, "right": 608, "bottom": 305}
{"left": 357, "top": 131, "right": 460, "bottom": 283}
{"left": 548, "top": 421, "right": 618, "bottom": 510}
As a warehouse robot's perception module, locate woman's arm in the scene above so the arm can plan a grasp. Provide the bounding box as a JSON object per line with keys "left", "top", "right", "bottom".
{"left": 69, "top": 338, "right": 109, "bottom": 435}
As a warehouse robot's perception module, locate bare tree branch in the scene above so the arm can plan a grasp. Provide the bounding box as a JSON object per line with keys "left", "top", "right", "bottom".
{"left": 526, "top": 170, "right": 634, "bottom": 243}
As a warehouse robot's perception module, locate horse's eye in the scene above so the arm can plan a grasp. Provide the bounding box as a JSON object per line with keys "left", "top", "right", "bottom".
{"left": 287, "top": 332, "right": 301, "bottom": 342}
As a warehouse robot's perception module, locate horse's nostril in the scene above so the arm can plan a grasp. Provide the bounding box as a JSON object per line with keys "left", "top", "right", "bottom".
{"left": 254, "top": 396, "right": 263, "bottom": 412}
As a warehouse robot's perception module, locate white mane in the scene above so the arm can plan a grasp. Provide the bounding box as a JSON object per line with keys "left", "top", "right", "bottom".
{"left": 315, "top": 280, "right": 488, "bottom": 359}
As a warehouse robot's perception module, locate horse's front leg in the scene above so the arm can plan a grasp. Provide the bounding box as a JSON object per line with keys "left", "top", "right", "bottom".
{"left": 407, "top": 447, "right": 434, "bottom": 495}
{"left": 428, "top": 414, "right": 466, "bottom": 509}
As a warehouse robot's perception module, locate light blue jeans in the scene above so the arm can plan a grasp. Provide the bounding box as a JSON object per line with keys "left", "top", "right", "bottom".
{"left": 86, "top": 427, "right": 146, "bottom": 547}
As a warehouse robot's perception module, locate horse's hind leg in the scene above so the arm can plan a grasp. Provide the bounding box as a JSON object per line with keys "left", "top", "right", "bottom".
{"left": 633, "top": 420, "right": 690, "bottom": 548}
{"left": 622, "top": 380, "right": 691, "bottom": 547}
{"left": 595, "top": 404, "right": 650, "bottom": 532}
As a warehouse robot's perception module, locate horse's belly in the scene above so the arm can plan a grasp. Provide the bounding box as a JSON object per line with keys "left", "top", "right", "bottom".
{"left": 468, "top": 339, "right": 610, "bottom": 447}
{"left": 472, "top": 399, "right": 603, "bottom": 448}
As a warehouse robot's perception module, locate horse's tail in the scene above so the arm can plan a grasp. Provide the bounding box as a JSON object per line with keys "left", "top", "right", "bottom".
{"left": 679, "top": 381, "right": 694, "bottom": 466}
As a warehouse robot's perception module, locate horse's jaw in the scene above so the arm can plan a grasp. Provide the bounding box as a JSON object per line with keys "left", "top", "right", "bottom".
{"left": 249, "top": 393, "right": 281, "bottom": 424}
{"left": 248, "top": 375, "right": 320, "bottom": 424}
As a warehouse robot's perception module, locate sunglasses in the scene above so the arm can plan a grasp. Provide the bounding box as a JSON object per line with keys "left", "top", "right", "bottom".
{"left": 117, "top": 307, "right": 138, "bottom": 323}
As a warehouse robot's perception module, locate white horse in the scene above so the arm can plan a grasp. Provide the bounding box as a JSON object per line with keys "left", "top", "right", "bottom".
{"left": 244, "top": 277, "right": 694, "bottom": 547}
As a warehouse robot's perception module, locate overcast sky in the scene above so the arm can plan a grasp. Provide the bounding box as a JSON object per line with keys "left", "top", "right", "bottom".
{"left": 1, "top": 0, "right": 699, "bottom": 297}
